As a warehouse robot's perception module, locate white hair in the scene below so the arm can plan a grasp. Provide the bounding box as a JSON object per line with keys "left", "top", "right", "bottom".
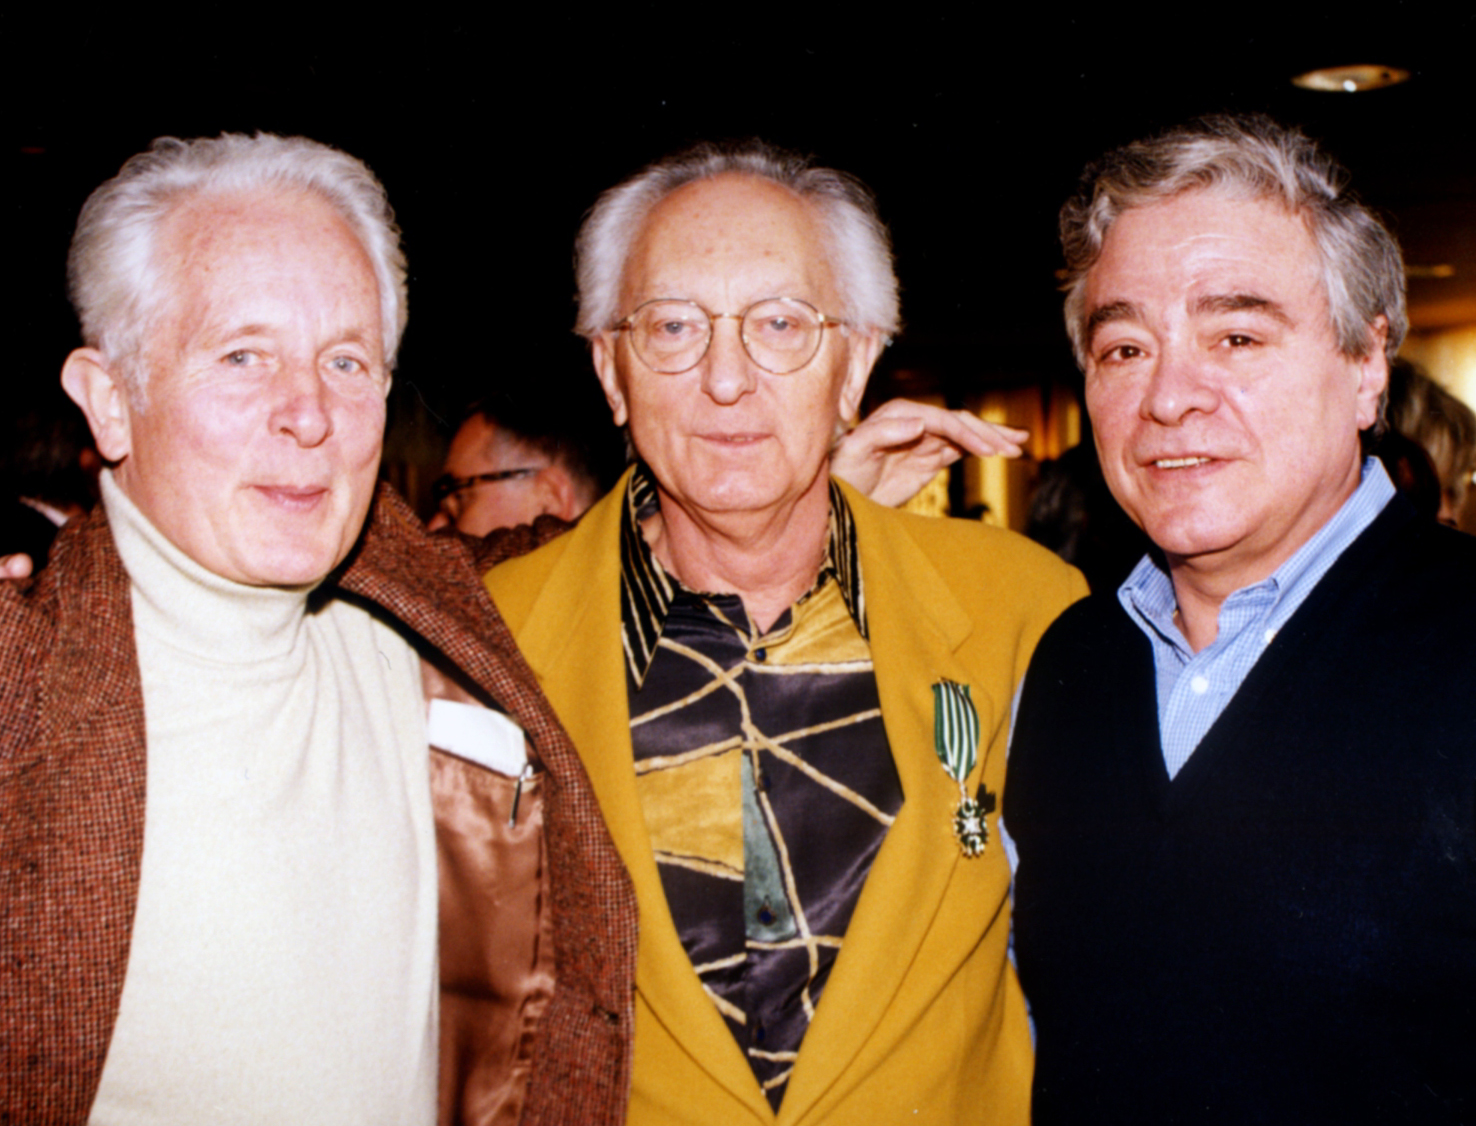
{"left": 574, "top": 140, "right": 900, "bottom": 341}
{"left": 67, "top": 132, "right": 407, "bottom": 398}
{"left": 1059, "top": 114, "right": 1407, "bottom": 370}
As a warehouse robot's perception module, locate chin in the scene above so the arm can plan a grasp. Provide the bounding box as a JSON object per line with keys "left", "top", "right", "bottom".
{"left": 691, "top": 479, "right": 792, "bottom": 514}
{"left": 1140, "top": 517, "right": 1246, "bottom": 564}
{"left": 236, "top": 542, "right": 348, "bottom": 588}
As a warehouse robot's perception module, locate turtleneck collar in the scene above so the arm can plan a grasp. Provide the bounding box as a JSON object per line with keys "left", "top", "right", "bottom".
{"left": 102, "top": 469, "right": 321, "bottom": 663}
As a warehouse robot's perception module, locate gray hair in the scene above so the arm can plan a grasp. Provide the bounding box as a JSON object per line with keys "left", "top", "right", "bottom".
{"left": 67, "top": 132, "right": 408, "bottom": 398}
{"left": 574, "top": 140, "right": 899, "bottom": 341}
{"left": 1059, "top": 114, "right": 1407, "bottom": 368}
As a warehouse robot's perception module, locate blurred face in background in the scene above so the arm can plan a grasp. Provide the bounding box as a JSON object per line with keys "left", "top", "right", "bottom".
{"left": 428, "top": 413, "right": 579, "bottom": 535}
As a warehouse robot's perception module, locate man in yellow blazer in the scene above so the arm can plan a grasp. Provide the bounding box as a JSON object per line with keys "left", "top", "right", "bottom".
{"left": 487, "top": 141, "right": 1085, "bottom": 1125}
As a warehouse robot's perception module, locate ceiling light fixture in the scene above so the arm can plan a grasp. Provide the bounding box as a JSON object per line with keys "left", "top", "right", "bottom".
{"left": 1292, "top": 64, "right": 1410, "bottom": 93}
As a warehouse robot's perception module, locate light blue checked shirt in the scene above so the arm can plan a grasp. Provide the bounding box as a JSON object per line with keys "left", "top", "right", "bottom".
{"left": 1120, "top": 457, "right": 1396, "bottom": 778}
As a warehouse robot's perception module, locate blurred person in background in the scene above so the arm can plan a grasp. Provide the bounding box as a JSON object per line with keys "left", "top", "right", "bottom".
{"left": 2, "top": 403, "right": 99, "bottom": 565}
{"left": 1385, "top": 357, "right": 1476, "bottom": 529}
{"left": 428, "top": 386, "right": 625, "bottom": 536}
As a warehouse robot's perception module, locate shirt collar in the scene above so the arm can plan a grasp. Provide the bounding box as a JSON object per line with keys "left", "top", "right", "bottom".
{"left": 1119, "top": 456, "right": 1397, "bottom": 653}
{"left": 620, "top": 461, "right": 867, "bottom": 686}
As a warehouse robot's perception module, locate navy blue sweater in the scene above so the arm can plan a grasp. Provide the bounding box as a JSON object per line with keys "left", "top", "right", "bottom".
{"left": 1008, "top": 499, "right": 1476, "bottom": 1124}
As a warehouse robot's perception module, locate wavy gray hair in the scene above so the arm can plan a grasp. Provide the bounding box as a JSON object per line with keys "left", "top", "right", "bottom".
{"left": 1059, "top": 114, "right": 1406, "bottom": 369}
{"left": 68, "top": 132, "right": 407, "bottom": 400}
{"left": 575, "top": 140, "right": 900, "bottom": 341}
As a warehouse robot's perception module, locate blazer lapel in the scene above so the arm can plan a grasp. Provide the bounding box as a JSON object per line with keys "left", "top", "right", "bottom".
{"left": 18, "top": 509, "right": 149, "bottom": 1113}
{"left": 780, "top": 486, "right": 985, "bottom": 1122}
{"left": 492, "top": 485, "right": 773, "bottom": 1120}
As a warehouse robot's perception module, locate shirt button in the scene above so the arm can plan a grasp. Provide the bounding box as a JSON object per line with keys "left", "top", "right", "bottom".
{"left": 753, "top": 647, "right": 767, "bottom": 662}
{"left": 1264, "top": 628, "right": 1278, "bottom": 644}
{"left": 1190, "top": 675, "right": 1210, "bottom": 695}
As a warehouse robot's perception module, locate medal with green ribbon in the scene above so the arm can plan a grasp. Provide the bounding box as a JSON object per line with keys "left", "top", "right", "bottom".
{"left": 932, "top": 679, "right": 993, "bottom": 858}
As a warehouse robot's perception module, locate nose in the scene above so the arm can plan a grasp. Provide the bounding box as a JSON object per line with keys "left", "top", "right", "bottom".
{"left": 427, "top": 506, "right": 453, "bottom": 532}
{"left": 1140, "top": 342, "right": 1221, "bottom": 425}
{"left": 268, "top": 362, "right": 334, "bottom": 447}
{"left": 699, "top": 315, "right": 758, "bottom": 406}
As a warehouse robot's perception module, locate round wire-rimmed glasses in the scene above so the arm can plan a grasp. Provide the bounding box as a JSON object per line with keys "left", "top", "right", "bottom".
{"left": 612, "top": 297, "right": 845, "bottom": 375}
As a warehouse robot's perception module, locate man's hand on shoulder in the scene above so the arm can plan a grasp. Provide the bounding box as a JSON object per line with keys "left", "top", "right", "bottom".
{"left": 1, "top": 554, "right": 34, "bottom": 581}
{"left": 832, "top": 399, "right": 1027, "bottom": 508}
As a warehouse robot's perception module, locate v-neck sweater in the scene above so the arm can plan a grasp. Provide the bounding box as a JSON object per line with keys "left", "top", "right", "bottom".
{"left": 1007, "top": 496, "right": 1476, "bottom": 1123}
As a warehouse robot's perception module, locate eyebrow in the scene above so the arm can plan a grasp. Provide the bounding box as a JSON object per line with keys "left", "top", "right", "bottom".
{"left": 1084, "top": 300, "right": 1143, "bottom": 341}
{"left": 1191, "top": 293, "right": 1295, "bottom": 326}
{"left": 1085, "top": 293, "right": 1297, "bottom": 343}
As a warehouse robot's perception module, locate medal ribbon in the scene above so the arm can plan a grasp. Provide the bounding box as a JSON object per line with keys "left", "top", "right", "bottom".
{"left": 932, "top": 679, "right": 978, "bottom": 792}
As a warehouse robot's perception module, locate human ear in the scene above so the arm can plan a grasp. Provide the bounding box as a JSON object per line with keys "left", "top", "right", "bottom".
{"left": 1353, "top": 317, "right": 1390, "bottom": 431}
{"left": 61, "top": 349, "right": 134, "bottom": 462}
{"left": 538, "top": 465, "right": 586, "bottom": 522}
{"left": 591, "top": 335, "right": 629, "bottom": 427}
{"left": 837, "top": 329, "right": 884, "bottom": 424}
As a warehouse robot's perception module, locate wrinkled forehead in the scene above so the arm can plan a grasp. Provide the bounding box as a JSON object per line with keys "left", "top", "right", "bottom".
{"left": 153, "top": 186, "right": 372, "bottom": 294}
{"left": 622, "top": 174, "right": 838, "bottom": 306}
{"left": 1087, "top": 190, "right": 1331, "bottom": 315}
{"left": 145, "top": 189, "right": 382, "bottom": 354}
{"left": 1111, "top": 190, "right": 1327, "bottom": 281}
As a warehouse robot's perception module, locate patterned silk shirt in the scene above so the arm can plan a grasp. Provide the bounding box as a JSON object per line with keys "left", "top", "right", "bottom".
{"left": 620, "top": 464, "right": 903, "bottom": 1109}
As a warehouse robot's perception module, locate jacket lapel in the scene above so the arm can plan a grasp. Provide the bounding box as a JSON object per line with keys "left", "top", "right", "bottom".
{"left": 15, "top": 508, "right": 149, "bottom": 1115}
{"left": 490, "top": 483, "right": 774, "bottom": 1120}
{"left": 778, "top": 485, "right": 983, "bottom": 1121}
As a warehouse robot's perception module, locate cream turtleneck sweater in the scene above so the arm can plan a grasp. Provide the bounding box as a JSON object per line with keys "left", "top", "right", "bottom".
{"left": 90, "top": 471, "right": 438, "bottom": 1125}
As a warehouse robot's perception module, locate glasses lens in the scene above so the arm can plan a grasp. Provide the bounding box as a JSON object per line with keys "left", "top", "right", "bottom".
{"left": 630, "top": 301, "right": 711, "bottom": 374}
{"left": 742, "top": 299, "right": 823, "bottom": 374}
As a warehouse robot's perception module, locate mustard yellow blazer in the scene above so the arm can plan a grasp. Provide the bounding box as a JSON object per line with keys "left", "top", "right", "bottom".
{"left": 486, "top": 475, "right": 1086, "bottom": 1126}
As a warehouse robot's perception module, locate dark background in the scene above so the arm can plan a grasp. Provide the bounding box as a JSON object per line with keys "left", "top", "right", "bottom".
{"left": 13, "top": 10, "right": 1475, "bottom": 489}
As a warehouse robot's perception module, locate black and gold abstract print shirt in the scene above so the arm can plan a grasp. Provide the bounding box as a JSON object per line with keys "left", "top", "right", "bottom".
{"left": 620, "top": 464, "right": 903, "bottom": 1109}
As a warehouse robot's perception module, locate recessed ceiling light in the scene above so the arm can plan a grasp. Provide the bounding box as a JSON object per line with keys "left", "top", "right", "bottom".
{"left": 1292, "top": 64, "right": 1410, "bottom": 93}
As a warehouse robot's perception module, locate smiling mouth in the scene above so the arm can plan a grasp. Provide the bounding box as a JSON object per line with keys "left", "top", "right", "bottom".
{"left": 1153, "top": 457, "right": 1213, "bottom": 469}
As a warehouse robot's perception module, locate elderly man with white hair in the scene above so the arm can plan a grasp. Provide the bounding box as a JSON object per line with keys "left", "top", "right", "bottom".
{"left": 0, "top": 133, "right": 636, "bottom": 1126}
{"left": 486, "top": 142, "right": 1086, "bottom": 1125}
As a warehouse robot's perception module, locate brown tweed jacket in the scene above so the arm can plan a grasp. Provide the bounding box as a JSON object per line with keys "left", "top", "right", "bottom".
{"left": 0, "top": 485, "right": 637, "bottom": 1126}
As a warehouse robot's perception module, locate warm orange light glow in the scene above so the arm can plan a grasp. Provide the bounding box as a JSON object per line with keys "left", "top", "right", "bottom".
{"left": 1291, "top": 64, "right": 1410, "bottom": 92}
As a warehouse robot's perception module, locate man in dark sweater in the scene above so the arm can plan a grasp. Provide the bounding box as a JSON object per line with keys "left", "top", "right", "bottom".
{"left": 1007, "top": 114, "right": 1476, "bottom": 1124}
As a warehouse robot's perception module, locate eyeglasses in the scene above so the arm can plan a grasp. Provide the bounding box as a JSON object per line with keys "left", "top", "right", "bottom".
{"left": 432, "top": 467, "right": 543, "bottom": 504}
{"left": 612, "top": 297, "right": 845, "bottom": 375}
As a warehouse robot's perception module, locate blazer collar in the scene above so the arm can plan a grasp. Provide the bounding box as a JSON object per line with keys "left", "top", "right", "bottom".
{"left": 619, "top": 462, "right": 868, "bottom": 688}
{"left": 504, "top": 476, "right": 988, "bottom": 1122}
